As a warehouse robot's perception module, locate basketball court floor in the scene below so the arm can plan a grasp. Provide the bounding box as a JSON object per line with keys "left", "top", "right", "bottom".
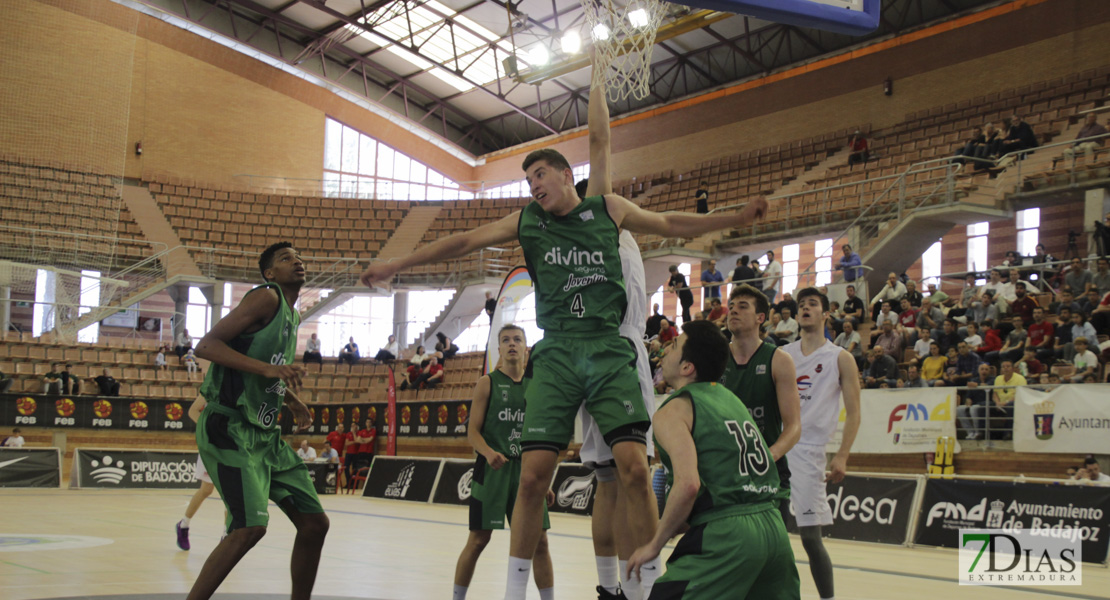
{"left": 1, "top": 489, "right": 1106, "bottom": 599}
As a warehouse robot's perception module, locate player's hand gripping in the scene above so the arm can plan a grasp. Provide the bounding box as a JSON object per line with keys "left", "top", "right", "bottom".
{"left": 360, "top": 261, "right": 399, "bottom": 288}
{"left": 484, "top": 450, "right": 508, "bottom": 470}
{"left": 265, "top": 363, "right": 305, "bottom": 391}
{"left": 826, "top": 453, "right": 848, "bottom": 484}
{"left": 626, "top": 540, "right": 662, "bottom": 582}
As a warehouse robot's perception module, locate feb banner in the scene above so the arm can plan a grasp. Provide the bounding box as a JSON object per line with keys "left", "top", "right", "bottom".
{"left": 2, "top": 394, "right": 193, "bottom": 432}
{"left": 71, "top": 449, "right": 200, "bottom": 489}
{"left": 915, "top": 478, "right": 1110, "bottom": 564}
{"left": 486, "top": 266, "right": 536, "bottom": 374}
{"left": 1014, "top": 384, "right": 1110, "bottom": 453}
{"left": 782, "top": 475, "right": 918, "bottom": 544}
{"left": 361, "top": 456, "right": 442, "bottom": 502}
{"left": 825, "top": 388, "right": 961, "bottom": 454}
{"left": 0, "top": 447, "right": 62, "bottom": 488}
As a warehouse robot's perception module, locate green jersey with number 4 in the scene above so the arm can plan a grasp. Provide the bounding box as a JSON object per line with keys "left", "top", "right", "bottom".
{"left": 518, "top": 195, "right": 626, "bottom": 333}
{"left": 199, "top": 283, "right": 300, "bottom": 430}
{"left": 657, "top": 382, "right": 785, "bottom": 524}
{"left": 482, "top": 369, "right": 529, "bottom": 458}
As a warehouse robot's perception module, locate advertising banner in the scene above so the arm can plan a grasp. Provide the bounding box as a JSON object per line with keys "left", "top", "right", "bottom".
{"left": 1014, "top": 384, "right": 1110, "bottom": 453}
{"left": 549, "top": 464, "right": 598, "bottom": 516}
{"left": 485, "top": 266, "right": 535, "bottom": 374}
{"left": 915, "top": 478, "right": 1110, "bottom": 563}
{"left": 283, "top": 399, "right": 470, "bottom": 439}
{"left": 432, "top": 459, "right": 476, "bottom": 506}
{"left": 825, "top": 388, "right": 961, "bottom": 454}
{"left": 1, "top": 394, "right": 194, "bottom": 432}
{"left": 361, "top": 456, "right": 442, "bottom": 502}
{"left": 0, "top": 447, "right": 61, "bottom": 488}
{"left": 72, "top": 449, "right": 201, "bottom": 489}
{"left": 387, "top": 367, "right": 397, "bottom": 456}
{"left": 305, "top": 462, "right": 339, "bottom": 495}
{"left": 782, "top": 475, "right": 918, "bottom": 544}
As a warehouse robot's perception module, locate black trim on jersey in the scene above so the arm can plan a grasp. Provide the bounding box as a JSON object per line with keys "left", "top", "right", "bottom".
{"left": 206, "top": 412, "right": 239, "bottom": 451}
{"left": 667, "top": 522, "right": 706, "bottom": 564}
{"left": 522, "top": 440, "right": 565, "bottom": 453}
{"left": 217, "top": 463, "right": 248, "bottom": 531}
{"left": 218, "top": 335, "right": 253, "bottom": 408}
{"left": 601, "top": 421, "right": 650, "bottom": 448}
{"left": 649, "top": 579, "right": 690, "bottom": 599}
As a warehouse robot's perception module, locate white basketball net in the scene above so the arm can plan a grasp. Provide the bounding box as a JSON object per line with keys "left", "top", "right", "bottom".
{"left": 581, "top": 0, "right": 668, "bottom": 102}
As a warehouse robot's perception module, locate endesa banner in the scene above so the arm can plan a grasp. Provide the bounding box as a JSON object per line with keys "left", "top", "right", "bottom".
{"left": 0, "top": 447, "right": 62, "bottom": 488}
{"left": 432, "top": 459, "right": 475, "bottom": 506}
{"left": 1014, "top": 384, "right": 1110, "bottom": 453}
{"left": 361, "top": 456, "right": 442, "bottom": 502}
{"left": 71, "top": 449, "right": 201, "bottom": 489}
{"left": 782, "top": 475, "right": 918, "bottom": 544}
{"left": 1, "top": 394, "right": 194, "bottom": 432}
{"left": 549, "top": 464, "right": 598, "bottom": 516}
{"left": 825, "top": 388, "right": 961, "bottom": 454}
{"left": 286, "top": 400, "right": 471, "bottom": 439}
{"left": 915, "top": 478, "right": 1110, "bottom": 564}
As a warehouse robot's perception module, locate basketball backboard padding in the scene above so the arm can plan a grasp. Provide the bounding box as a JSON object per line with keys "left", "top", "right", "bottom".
{"left": 674, "top": 0, "right": 880, "bottom": 36}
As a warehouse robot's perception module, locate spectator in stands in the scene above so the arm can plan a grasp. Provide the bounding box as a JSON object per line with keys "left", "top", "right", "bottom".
{"left": 694, "top": 181, "right": 709, "bottom": 214}
{"left": 155, "top": 346, "right": 168, "bottom": 372}
{"left": 667, "top": 264, "right": 695, "bottom": 324}
{"left": 897, "top": 298, "right": 918, "bottom": 342}
{"left": 833, "top": 320, "right": 863, "bottom": 365}
{"left": 707, "top": 297, "right": 727, "bottom": 327}
{"left": 90, "top": 369, "right": 120, "bottom": 396}
{"left": 988, "top": 315, "right": 1027, "bottom": 365}
{"left": 1016, "top": 348, "right": 1045, "bottom": 379}
{"left": 175, "top": 329, "right": 192, "bottom": 359}
{"left": 1092, "top": 258, "right": 1110, "bottom": 297}
{"left": 1065, "top": 258, "right": 1094, "bottom": 295}
{"left": 982, "top": 122, "right": 1004, "bottom": 159}
{"left": 2, "top": 428, "right": 24, "bottom": 447}
{"left": 319, "top": 444, "right": 338, "bottom": 463}
{"left": 325, "top": 424, "right": 348, "bottom": 458}
{"left": 834, "top": 284, "right": 865, "bottom": 334}
{"left": 645, "top": 303, "right": 668, "bottom": 339}
{"left": 996, "top": 114, "right": 1038, "bottom": 167}
{"left": 763, "top": 311, "right": 781, "bottom": 339}
{"left": 1010, "top": 282, "right": 1038, "bottom": 326}
{"left": 864, "top": 345, "right": 898, "bottom": 389}
{"left": 297, "top": 439, "right": 317, "bottom": 462}
{"left": 1063, "top": 113, "right": 1107, "bottom": 162}
{"left": 657, "top": 318, "right": 677, "bottom": 346}
{"left": 0, "top": 369, "right": 12, "bottom": 394}
{"left": 762, "top": 251, "right": 782, "bottom": 302}
{"left": 872, "top": 301, "right": 898, "bottom": 343}
{"left": 1066, "top": 311, "right": 1096, "bottom": 356}
{"left": 406, "top": 356, "right": 445, "bottom": 390}
{"left": 1031, "top": 244, "right": 1060, "bottom": 286}
{"left": 920, "top": 342, "right": 948, "bottom": 387}
{"left": 410, "top": 345, "right": 430, "bottom": 367}
{"left": 976, "top": 319, "right": 1003, "bottom": 356}
{"left": 910, "top": 328, "right": 933, "bottom": 366}
{"left": 774, "top": 292, "right": 797, "bottom": 319}
{"left": 952, "top": 126, "right": 986, "bottom": 165}
{"left": 957, "top": 363, "right": 995, "bottom": 438}
{"left": 701, "top": 259, "right": 724, "bottom": 300}
{"left": 43, "top": 364, "right": 62, "bottom": 395}
{"left": 902, "top": 279, "right": 923, "bottom": 308}
{"left": 871, "top": 272, "right": 907, "bottom": 321}
{"left": 303, "top": 333, "right": 323, "bottom": 364}
{"left": 772, "top": 307, "right": 799, "bottom": 346}
{"left": 898, "top": 365, "right": 929, "bottom": 388}
{"left": 61, "top": 364, "right": 79, "bottom": 395}
{"left": 729, "top": 256, "right": 757, "bottom": 288}
{"left": 847, "top": 130, "right": 870, "bottom": 167}
{"left": 484, "top": 290, "right": 497, "bottom": 323}
{"left": 338, "top": 336, "right": 360, "bottom": 366}
{"left": 926, "top": 282, "right": 951, "bottom": 307}
{"left": 1025, "top": 307, "right": 1054, "bottom": 356}
{"left": 373, "top": 334, "right": 399, "bottom": 363}
{"left": 435, "top": 332, "right": 459, "bottom": 362}
{"left": 1071, "top": 337, "right": 1099, "bottom": 383}
{"left": 1082, "top": 457, "right": 1110, "bottom": 484}
{"left": 936, "top": 319, "right": 962, "bottom": 355}
{"left": 183, "top": 349, "right": 199, "bottom": 377}
{"left": 1092, "top": 290, "right": 1110, "bottom": 335}
{"left": 916, "top": 299, "right": 944, "bottom": 338}
{"left": 1079, "top": 289, "right": 1102, "bottom": 316}
{"left": 973, "top": 360, "right": 1025, "bottom": 440}
{"left": 875, "top": 320, "right": 903, "bottom": 359}
{"left": 836, "top": 244, "right": 863, "bottom": 282}
{"left": 963, "top": 321, "right": 983, "bottom": 349}
{"left": 1049, "top": 289, "right": 1081, "bottom": 315}
{"left": 981, "top": 269, "right": 1016, "bottom": 304}
{"left": 945, "top": 342, "right": 982, "bottom": 387}
{"left": 1097, "top": 213, "right": 1110, "bottom": 258}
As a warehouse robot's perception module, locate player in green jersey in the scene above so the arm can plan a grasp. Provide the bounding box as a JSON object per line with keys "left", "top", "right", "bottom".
{"left": 453, "top": 324, "right": 554, "bottom": 600}
{"left": 360, "top": 146, "right": 767, "bottom": 600}
{"left": 188, "top": 242, "right": 327, "bottom": 600}
{"left": 627, "top": 320, "right": 800, "bottom": 600}
{"left": 721, "top": 283, "right": 801, "bottom": 519}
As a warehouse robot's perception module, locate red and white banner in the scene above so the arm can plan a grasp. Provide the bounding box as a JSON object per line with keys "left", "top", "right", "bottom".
{"left": 386, "top": 367, "right": 397, "bottom": 456}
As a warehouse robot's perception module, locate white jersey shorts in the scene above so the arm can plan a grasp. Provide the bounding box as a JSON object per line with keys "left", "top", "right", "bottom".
{"left": 785, "top": 443, "right": 833, "bottom": 527}
{"left": 195, "top": 454, "right": 212, "bottom": 484}
{"left": 579, "top": 330, "right": 656, "bottom": 467}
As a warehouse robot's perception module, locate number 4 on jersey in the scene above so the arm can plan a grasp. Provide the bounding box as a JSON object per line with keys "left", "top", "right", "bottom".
{"left": 570, "top": 293, "right": 585, "bottom": 318}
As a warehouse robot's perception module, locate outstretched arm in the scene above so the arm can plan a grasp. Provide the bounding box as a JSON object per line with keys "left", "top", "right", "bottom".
{"left": 360, "top": 212, "right": 520, "bottom": 287}
{"left": 605, "top": 193, "right": 768, "bottom": 238}
{"left": 586, "top": 75, "right": 612, "bottom": 198}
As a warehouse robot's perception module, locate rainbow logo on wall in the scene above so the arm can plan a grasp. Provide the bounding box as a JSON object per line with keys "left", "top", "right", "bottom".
{"left": 485, "top": 266, "right": 534, "bottom": 375}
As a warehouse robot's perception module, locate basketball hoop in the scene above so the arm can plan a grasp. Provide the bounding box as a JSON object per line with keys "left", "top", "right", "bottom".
{"left": 581, "top": 0, "right": 668, "bottom": 103}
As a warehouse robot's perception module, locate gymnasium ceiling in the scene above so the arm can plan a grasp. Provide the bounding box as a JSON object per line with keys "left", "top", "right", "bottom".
{"left": 130, "top": 0, "right": 1004, "bottom": 156}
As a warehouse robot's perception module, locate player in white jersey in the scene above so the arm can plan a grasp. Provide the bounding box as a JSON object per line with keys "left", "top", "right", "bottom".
{"left": 782, "top": 287, "right": 860, "bottom": 600}
{"left": 574, "top": 66, "right": 660, "bottom": 600}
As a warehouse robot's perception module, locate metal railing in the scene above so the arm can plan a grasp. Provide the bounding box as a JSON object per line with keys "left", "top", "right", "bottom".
{"left": 959, "top": 130, "right": 1110, "bottom": 193}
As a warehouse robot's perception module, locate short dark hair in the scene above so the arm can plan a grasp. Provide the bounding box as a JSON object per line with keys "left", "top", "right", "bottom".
{"left": 679, "top": 320, "right": 729, "bottom": 383}
{"left": 575, "top": 179, "right": 588, "bottom": 198}
{"left": 1015, "top": 282, "right": 1026, "bottom": 290}
{"left": 729, "top": 283, "right": 769, "bottom": 319}
{"left": 498, "top": 323, "right": 526, "bottom": 343}
{"left": 739, "top": 255, "right": 750, "bottom": 266}
{"left": 766, "top": 250, "right": 775, "bottom": 258}
{"left": 794, "top": 286, "right": 830, "bottom": 310}
{"left": 259, "top": 241, "right": 294, "bottom": 281}
{"left": 1085, "top": 457, "right": 1099, "bottom": 467}
{"left": 522, "top": 148, "right": 571, "bottom": 173}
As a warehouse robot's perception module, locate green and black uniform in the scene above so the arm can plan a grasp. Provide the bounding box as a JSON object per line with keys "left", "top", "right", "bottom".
{"left": 196, "top": 283, "right": 322, "bottom": 531}
{"left": 651, "top": 382, "right": 798, "bottom": 600}
{"left": 517, "top": 195, "right": 649, "bottom": 450}
{"left": 469, "top": 369, "right": 550, "bottom": 531}
{"left": 720, "top": 341, "right": 791, "bottom": 511}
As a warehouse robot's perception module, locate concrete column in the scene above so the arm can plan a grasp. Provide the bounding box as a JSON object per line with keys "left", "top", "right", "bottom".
{"left": 199, "top": 283, "right": 225, "bottom": 328}
{"left": 167, "top": 284, "right": 189, "bottom": 341}
{"left": 393, "top": 291, "right": 409, "bottom": 351}
{"left": 0, "top": 285, "right": 10, "bottom": 337}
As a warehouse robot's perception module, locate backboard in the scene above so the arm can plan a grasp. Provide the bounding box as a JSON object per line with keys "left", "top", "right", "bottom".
{"left": 674, "top": 0, "right": 880, "bottom": 36}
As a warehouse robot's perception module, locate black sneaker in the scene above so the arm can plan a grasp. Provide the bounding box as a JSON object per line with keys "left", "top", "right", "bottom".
{"left": 596, "top": 585, "right": 628, "bottom": 600}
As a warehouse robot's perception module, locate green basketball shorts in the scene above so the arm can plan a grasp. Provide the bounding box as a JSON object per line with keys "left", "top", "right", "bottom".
{"left": 468, "top": 454, "right": 550, "bottom": 531}
{"left": 197, "top": 405, "right": 324, "bottom": 532}
{"left": 649, "top": 504, "right": 800, "bottom": 600}
{"left": 522, "top": 333, "right": 651, "bottom": 451}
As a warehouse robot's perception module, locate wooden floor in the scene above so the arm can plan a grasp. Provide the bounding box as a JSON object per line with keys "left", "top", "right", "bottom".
{"left": 1, "top": 489, "right": 1107, "bottom": 600}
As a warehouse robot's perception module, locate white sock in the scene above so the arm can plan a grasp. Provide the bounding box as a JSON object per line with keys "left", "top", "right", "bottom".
{"left": 639, "top": 556, "right": 662, "bottom": 597}
{"left": 538, "top": 587, "right": 554, "bottom": 600}
{"left": 596, "top": 555, "right": 619, "bottom": 593}
{"left": 179, "top": 517, "right": 191, "bottom": 527}
{"left": 619, "top": 560, "right": 642, "bottom": 600}
{"left": 504, "top": 557, "right": 531, "bottom": 600}
{"left": 452, "top": 584, "right": 467, "bottom": 600}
